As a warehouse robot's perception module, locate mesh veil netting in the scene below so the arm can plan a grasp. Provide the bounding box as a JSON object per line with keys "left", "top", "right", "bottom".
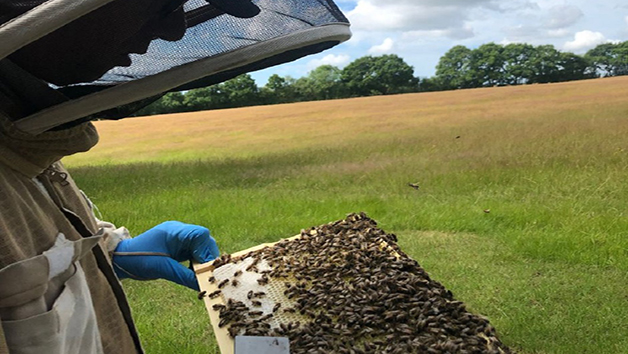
{"left": 81, "top": 0, "right": 346, "bottom": 87}
{"left": 1, "top": 0, "right": 350, "bottom": 124}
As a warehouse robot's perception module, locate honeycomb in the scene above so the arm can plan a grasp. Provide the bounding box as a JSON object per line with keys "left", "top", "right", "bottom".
{"left": 212, "top": 257, "right": 310, "bottom": 328}
{"left": 197, "top": 213, "right": 511, "bottom": 354}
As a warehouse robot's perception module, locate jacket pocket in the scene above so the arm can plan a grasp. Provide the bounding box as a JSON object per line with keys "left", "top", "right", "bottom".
{"left": 0, "top": 233, "right": 104, "bottom": 354}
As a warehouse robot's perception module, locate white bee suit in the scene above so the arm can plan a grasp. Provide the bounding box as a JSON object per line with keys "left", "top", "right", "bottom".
{"left": 0, "top": 234, "right": 105, "bottom": 354}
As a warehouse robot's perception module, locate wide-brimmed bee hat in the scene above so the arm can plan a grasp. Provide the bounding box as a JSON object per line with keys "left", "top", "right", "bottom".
{"left": 0, "top": 0, "right": 350, "bottom": 134}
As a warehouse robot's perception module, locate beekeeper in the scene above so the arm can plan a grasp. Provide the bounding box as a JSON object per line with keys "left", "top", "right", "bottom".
{"left": 0, "top": 0, "right": 350, "bottom": 352}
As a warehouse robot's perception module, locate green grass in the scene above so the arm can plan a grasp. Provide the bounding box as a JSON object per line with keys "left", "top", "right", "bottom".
{"left": 66, "top": 78, "right": 628, "bottom": 353}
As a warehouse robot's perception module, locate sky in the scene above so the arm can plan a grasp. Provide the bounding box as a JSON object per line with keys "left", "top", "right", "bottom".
{"left": 250, "top": 0, "right": 628, "bottom": 85}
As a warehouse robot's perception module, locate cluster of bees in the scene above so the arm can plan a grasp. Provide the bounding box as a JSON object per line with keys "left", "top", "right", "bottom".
{"left": 200, "top": 212, "right": 511, "bottom": 354}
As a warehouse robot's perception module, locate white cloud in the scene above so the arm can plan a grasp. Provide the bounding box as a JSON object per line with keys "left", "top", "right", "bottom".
{"left": 547, "top": 29, "right": 569, "bottom": 38}
{"left": 503, "top": 5, "right": 583, "bottom": 42}
{"left": 545, "top": 5, "right": 583, "bottom": 29}
{"left": 346, "top": 0, "right": 498, "bottom": 35}
{"left": 306, "top": 54, "right": 351, "bottom": 70}
{"left": 401, "top": 25, "right": 475, "bottom": 41}
{"left": 563, "top": 31, "right": 607, "bottom": 53}
{"left": 347, "top": 1, "right": 410, "bottom": 31}
{"left": 504, "top": 24, "right": 541, "bottom": 41}
{"left": 368, "top": 38, "right": 395, "bottom": 54}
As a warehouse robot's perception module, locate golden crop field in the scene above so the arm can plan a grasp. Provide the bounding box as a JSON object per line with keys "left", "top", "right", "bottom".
{"left": 68, "top": 76, "right": 628, "bottom": 167}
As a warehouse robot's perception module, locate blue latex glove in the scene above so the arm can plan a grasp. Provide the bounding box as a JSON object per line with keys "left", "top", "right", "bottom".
{"left": 112, "top": 221, "right": 219, "bottom": 291}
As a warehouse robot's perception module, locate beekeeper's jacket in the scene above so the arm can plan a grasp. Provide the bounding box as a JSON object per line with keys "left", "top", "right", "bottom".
{"left": 0, "top": 109, "right": 142, "bottom": 353}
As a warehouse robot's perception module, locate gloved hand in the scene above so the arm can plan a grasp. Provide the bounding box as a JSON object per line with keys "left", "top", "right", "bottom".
{"left": 112, "top": 221, "right": 219, "bottom": 291}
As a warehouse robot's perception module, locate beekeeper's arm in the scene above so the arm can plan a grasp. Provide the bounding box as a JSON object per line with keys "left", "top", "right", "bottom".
{"left": 99, "top": 220, "right": 219, "bottom": 291}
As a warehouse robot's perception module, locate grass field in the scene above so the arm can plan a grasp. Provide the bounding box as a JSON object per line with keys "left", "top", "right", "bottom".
{"left": 64, "top": 77, "right": 628, "bottom": 353}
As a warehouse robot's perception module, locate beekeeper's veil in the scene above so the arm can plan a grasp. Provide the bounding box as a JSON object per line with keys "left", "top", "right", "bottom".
{"left": 0, "top": 0, "right": 350, "bottom": 134}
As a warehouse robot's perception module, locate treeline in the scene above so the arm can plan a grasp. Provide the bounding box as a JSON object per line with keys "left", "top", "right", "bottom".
{"left": 433, "top": 41, "right": 628, "bottom": 90}
{"left": 136, "top": 41, "right": 628, "bottom": 116}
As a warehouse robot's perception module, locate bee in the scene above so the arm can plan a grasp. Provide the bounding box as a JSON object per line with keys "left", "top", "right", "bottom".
{"left": 234, "top": 270, "right": 242, "bottom": 277}
{"left": 218, "top": 318, "right": 230, "bottom": 328}
{"left": 197, "top": 290, "right": 207, "bottom": 300}
{"left": 212, "top": 304, "right": 226, "bottom": 311}
{"left": 283, "top": 307, "right": 296, "bottom": 313}
{"left": 218, "top": 279, "right": 229, "bottom": 289}
{"left": 228, "top": 326, "right": 240, "bottom": 337}
{"left": 253, "top": 291, "right": 266, "bottom": 298}
{"left": 273, "top": 303, "right": 281, "bottom": 312}
{"left": 208, "top": 276, "right": 215, "bottom": 283}
{"left": 260, "top": 314, "right": 274, "bottom": 321}
{"left": 248, "top": 311, "right": 263, "bottom": 317}
{"left": 246, "top": 257, "right": 260, "bottom": 270}
{"left": 232, "top": 279, "right": 239, "bottom": 287}
{"left": 247, "top": 290, "right": 254, "bottom": 300}
{"left": 257, "top": 276, "right": 269, "bottom": 285}
{"left": 251, "top": 300, "right": 262, "bottom": 307}
{"left": 208, "top": 290, "right": 222, "bottom": 299}
{"left": 246, "top": 265, "right": 258, "bottom": 272}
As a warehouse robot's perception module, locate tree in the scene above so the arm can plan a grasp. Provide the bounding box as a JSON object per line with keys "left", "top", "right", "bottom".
{"left": 290, "top": 76, "right": 316, "bottom": 101}
{"left": 302, "top": 65, "right": 346, "bottom": 100}
{"left": 503, "top": 43, "right": 536, "bottom": 85}
{"left": 469, "top": 43, "right": 507, "bottom": 87}
{"left": 263, "top": 74, "right": 290, "bottom": 104}
{"left": 585, "top": 43, "right": 615, "bottom": 77}
{"left": 221, "top": 74, "right": 260, "bottom": 107}
{"left": 435, "top": 45, "right": 474, "bottom": 90}
{"left": 183, "top": 85, "right": 227, "bottom": 111}
{"left": 134, "top": 91, "right": 185, "bottom": 116}
{"left": 341, "top": 55, "right": 418, "bottom": 96}
{"left": 266, "top": 74, "right": 288, "bottom": 92}
{"left": 437, "top": 43, "right": 593, "bottom": 89}
{"left": 418, "top": 77, "right": 443, "bottom": 92}
{"left": 614, "top": 41, "right": 628, "bottom": 76}
{"left": 585, "top": 41, "right": 628, "bottom": 77}
{"left": 527, "top": 45, "right": 563, "bottom": 84}
{"left": 557, "top": 52, "right": 592, "bottom": 82}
